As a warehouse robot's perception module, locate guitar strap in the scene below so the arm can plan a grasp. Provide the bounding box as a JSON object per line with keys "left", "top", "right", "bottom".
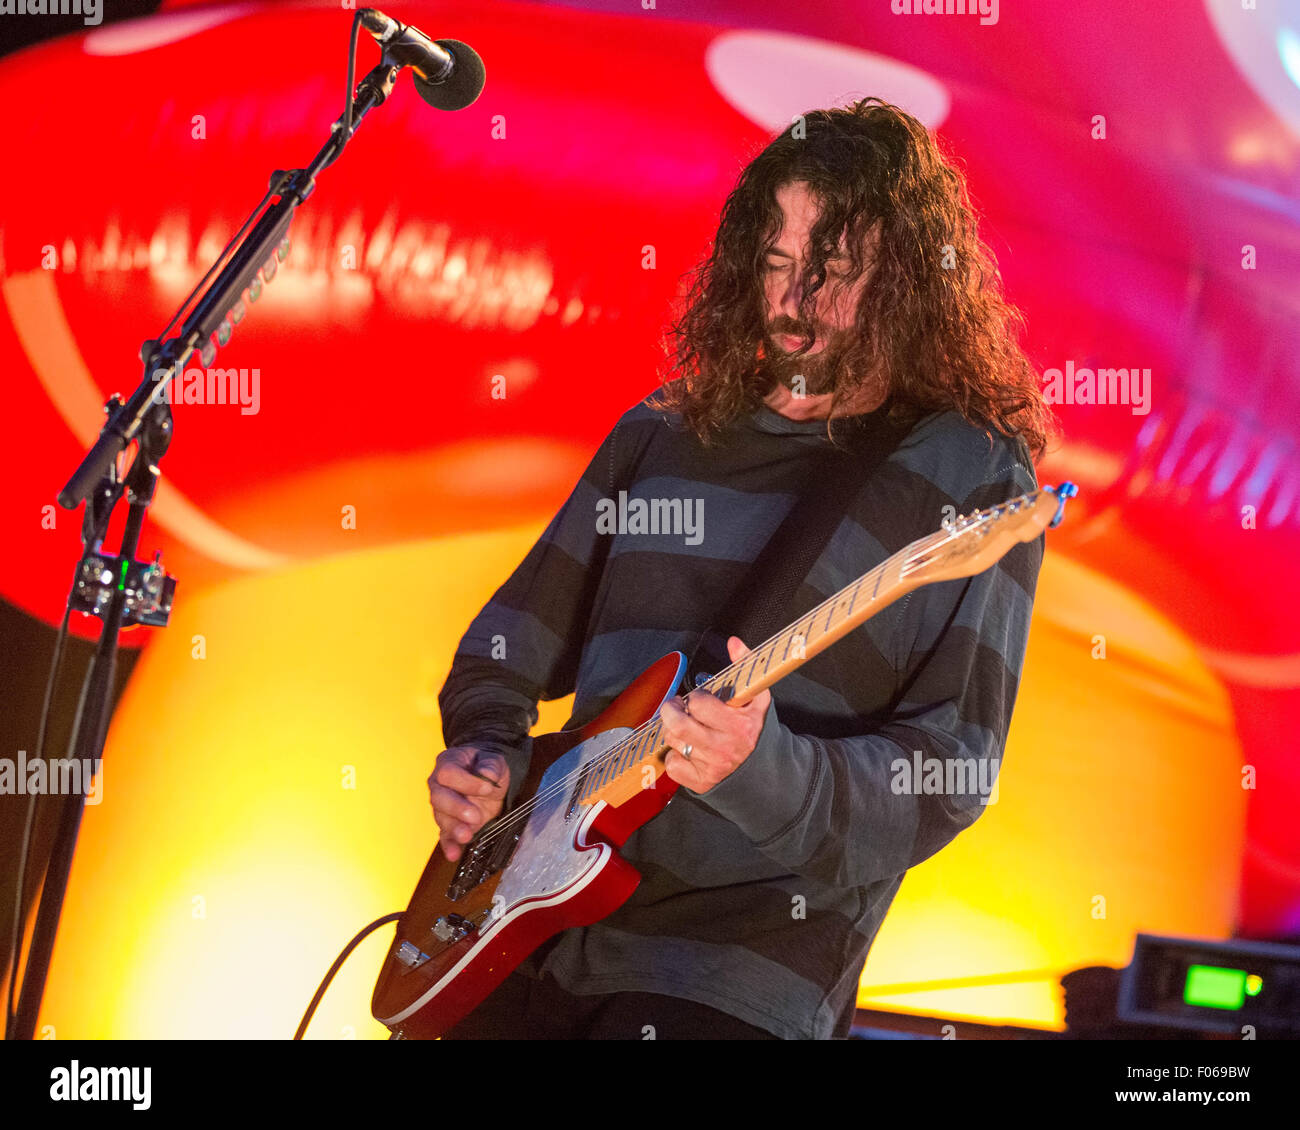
{"left": 682, "top": 407, "right": 909, "bottom": 689}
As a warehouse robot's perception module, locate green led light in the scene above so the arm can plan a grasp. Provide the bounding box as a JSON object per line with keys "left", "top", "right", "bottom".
{"left": 1184, "top": 964, "right": 1246, "bottom": 1010}
{"left": 1245, "top": 974, "right": 1263, "bottom": 996}
{"left": 117, "top": 558, "right": 129, "bottom": 592}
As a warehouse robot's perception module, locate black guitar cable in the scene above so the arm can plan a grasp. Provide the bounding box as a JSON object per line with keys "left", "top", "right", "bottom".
{"left": 5, "top": 602, "right": 74, "bottom": 1041}
{"left": 294, "top": 912, "right": 401, "bottom": 1040}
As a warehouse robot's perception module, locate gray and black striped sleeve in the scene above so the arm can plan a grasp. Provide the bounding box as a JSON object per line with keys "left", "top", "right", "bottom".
{"left": 697, "top": 429, "right": 1042, "bottom": 886}
{"left": 436, "top": 423, "right": 624, "bottom": 797}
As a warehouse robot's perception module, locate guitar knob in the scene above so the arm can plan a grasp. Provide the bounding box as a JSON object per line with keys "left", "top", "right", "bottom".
{"left": 432, "top": 914, "right": 473, "bottom": 943}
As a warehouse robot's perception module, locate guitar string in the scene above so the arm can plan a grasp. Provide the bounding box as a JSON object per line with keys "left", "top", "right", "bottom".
{"left": 456, "top": 519, "right": 972, "bottom": 858}
{"left": 456, "top": 489, "right": 1039, "bottom": 860}
{"left": 457, "top": 515, "right": 990, "bottom": 859}
{"left": 458, "top": 509, "right": 1003, "bottom": 859}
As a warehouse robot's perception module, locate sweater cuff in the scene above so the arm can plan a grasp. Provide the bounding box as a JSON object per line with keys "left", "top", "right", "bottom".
{"left": 696, "top": 698, "right": 811, "bottom": 844}
{"left": 447, "top": 736, "right": 533, "bottom": 810}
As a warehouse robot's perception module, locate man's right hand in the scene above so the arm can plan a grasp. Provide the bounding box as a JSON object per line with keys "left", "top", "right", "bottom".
{"left": 428, "top": 746, "right": 510, "bottom": 863}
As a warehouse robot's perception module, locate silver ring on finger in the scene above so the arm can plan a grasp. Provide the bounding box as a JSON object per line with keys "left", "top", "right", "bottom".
{"left": 681, "top": 744, "right": 693, "bottom": 761}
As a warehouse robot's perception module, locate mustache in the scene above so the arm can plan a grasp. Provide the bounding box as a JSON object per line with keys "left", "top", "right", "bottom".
{"left": 770, "top": 321, "right": 816, "bottom": 337}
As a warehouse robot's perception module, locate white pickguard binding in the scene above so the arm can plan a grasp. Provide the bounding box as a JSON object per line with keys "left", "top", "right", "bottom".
{"left": 383, "top": 726, "right": 633, "bottom": 1025}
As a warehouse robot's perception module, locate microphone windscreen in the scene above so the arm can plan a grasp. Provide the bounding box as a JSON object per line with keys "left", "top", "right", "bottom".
{"left": 413, "top": 39, "right": 486, "bottom": 111}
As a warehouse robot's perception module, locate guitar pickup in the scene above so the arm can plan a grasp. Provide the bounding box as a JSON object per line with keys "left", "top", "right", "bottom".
{"left": 445, "top": 811, "right": 514, "bottom": 900}
{"left": 487, "top": 825, "right": 520, "bottom": 873}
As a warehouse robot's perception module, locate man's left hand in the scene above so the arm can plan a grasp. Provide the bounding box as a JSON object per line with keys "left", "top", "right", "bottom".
{"left": 660, "top": 636, "right": 772, "bottom": 793}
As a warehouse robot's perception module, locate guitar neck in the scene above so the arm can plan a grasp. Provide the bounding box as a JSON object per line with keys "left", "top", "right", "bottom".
{"left": 574, "top": 481, "right": 1077, "bottom": 808}
{"left": 697, "top": 549, "right": 920, "bottom": 706}
{"left": 575, "top": 524, "right": 946, "bottom": 807}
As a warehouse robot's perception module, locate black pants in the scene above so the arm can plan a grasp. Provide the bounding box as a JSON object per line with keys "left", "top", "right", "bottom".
{"left": 442, "top": 969, "right": 780, "bottom": 1040}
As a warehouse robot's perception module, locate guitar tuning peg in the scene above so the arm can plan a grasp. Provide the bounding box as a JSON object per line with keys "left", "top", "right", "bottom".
{"left": 1049, "top": 481, "right": 1079, "bottom": 528}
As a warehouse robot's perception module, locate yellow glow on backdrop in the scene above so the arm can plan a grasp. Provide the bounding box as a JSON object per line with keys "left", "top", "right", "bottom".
{"left": 39, "top": 538, "right": 1244, "bottom": 1037}
{"left": 40, "top": 523, "right": 574, "bottom": 1039}
{"left": 858, "top": 554, "right": 1245, "bottom": 1028}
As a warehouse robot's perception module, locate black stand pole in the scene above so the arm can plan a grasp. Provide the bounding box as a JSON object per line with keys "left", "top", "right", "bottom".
{"left": 9, "top": 59, "right": 401, "bottom": 1042}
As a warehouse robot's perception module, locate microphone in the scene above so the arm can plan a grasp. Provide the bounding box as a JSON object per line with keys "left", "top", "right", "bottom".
{"left": 359, "top": 8, "right": 485, "bottom": 111}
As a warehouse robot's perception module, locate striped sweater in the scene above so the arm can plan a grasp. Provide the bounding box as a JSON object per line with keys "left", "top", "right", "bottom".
{"left": 438, "top": 391, "right": 1042, "bottom": 1039}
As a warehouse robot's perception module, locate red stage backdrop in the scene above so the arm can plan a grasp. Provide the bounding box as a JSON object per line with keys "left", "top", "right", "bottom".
{"left": 1, "top": 0, "right": 1295, "bottom": 1036}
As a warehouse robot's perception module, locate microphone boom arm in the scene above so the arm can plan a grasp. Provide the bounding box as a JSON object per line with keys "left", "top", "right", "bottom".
{"left": 15, "top": 34, "right": 408, "bottom": 1042}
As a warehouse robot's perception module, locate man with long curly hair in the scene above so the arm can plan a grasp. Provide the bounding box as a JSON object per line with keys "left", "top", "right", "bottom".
{"left": 431, "top": 98, "right": 1053, "bottom": 1039}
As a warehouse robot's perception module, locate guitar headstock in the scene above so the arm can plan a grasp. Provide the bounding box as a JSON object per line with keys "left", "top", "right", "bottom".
{"left": 900, "top": 482, "right": 1078, "bottom": 586}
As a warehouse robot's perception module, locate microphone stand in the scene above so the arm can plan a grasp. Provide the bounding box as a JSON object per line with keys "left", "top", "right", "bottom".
{"left": 9, "top": 57, "right": 404, "bottom": 1042}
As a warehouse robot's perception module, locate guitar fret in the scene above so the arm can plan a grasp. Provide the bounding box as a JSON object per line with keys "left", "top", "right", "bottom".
{"left": 606, "top": 736, "right": 632, "bottom": 784}
{"left": 593, "top": 750, "right": 616, "bottom": 792}
{"left": 846, "top": 574, "right": 865, "bottom": 615}
{"left": 645, "top": 721, "right": 664, "bottom": 760}
{"left": 632, "top": 729, "right": 650, "bottom": 766}
{"left": 634, "top": 724, "right": 655, "bottom": 765}
{"left": 612, "top": 736, "right": 634, "bottom": 781}
{"left": 613, "top": 741, "right": 631, "bottom": 780}
{"left": 791, "top": 618, "right": 811, "bottom": 660}
{"left": 626, "top": 728, "right": 648, "bottom": 771}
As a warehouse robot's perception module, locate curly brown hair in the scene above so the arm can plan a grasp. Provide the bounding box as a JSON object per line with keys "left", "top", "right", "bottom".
{"left": 651, "top": 98, "right": 1055, "bottom": 458}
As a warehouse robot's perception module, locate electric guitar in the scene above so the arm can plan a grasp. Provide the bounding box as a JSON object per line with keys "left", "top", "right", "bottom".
{"left": 372, "top": 482, "right": 1078, "bottom": 1038}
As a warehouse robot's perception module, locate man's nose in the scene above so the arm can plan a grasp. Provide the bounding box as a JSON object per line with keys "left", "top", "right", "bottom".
{"left": 778, "top": 266, "right": 810, "bottom": 317}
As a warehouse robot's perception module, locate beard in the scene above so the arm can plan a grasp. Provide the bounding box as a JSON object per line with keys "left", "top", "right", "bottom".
{"left": 760, "top": 322, "right": 872, "bottom": 400}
